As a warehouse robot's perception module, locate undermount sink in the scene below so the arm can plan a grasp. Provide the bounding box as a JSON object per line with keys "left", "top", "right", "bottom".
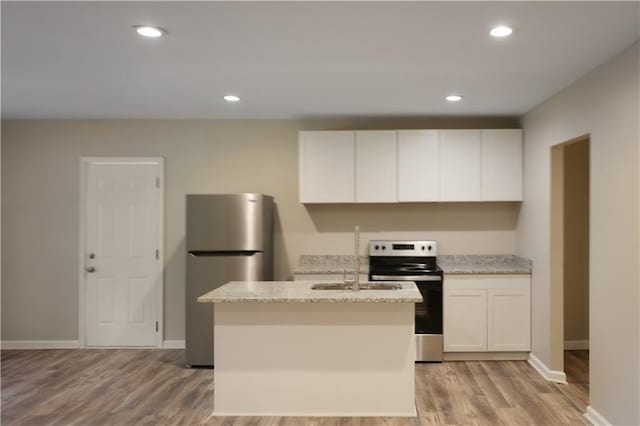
{"left": 311, "top": 283, "right": 402, "bottom": 291}
{"left": 311, "top": 283, "right": 353, "bottom": 290}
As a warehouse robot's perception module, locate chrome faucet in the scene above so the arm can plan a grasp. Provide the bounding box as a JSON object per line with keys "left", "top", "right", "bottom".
{"left": 353, "top": 225, "right": 360, "bottom": 291}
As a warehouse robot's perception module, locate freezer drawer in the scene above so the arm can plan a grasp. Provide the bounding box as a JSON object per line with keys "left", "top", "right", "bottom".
{"left": 186, "top": 251, "right": 265, "bottom": 367}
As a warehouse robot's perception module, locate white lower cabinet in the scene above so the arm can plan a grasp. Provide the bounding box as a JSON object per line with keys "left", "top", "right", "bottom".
{"left": 443, "top": 289, "right": 487, "bottom": 352}
{"left": 444, "top": 275, "right": 530, "bottom": 353}
{"left": 487, "top": 287, "right": 531, "bottom": 351}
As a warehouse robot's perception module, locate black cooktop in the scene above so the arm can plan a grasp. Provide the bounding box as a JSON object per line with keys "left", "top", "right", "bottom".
{"left": 393, "top": 264, "right": 442, "bottom": 273}
{"left": 369, "top": 256, "right": 442, "bottom": 276}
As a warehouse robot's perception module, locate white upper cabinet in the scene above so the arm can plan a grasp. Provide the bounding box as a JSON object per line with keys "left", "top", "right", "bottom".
{"left": 355, "top": 131, "right": 397, "bottom": 202}
{"left": 298, "top": 128, "right": 523, "bottom": 203}
{"left": 397, "top": 130, "right": 439, "bottom": 202}
{"left": 439, "top": 130, "right": 482, "bottom": 201}
{"left": 299, "top": 131, "right": 355, "bottom": 203}
{"left": 482, "top": 129, "right": 523, "bottom": 201}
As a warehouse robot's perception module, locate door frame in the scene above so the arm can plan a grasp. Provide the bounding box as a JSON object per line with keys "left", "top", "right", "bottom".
{"left": 550, "top": 135, "right": 590, "bottom": 379}
{"left": 78, "top": 157, "right": 165, "bottom": 348}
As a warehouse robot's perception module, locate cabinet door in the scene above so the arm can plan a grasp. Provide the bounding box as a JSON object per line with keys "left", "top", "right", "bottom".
{"left": 439, "top": 130, "right": 482, "bottom": 201}
{"left": 482, "top": 129, "right": 523, "bottom": 201}
{"left": 488, "top": 286, "right": 531, "bottom": 351}
{"left": 355, "top": 131, "right": 397, "bottom": 202}
{"left": 443, "top": 289, "right": 487, "bottom": 352}
{"left": 397, "top": 130, "right": 439, "bottom": 201}
{"left": 299, "top": 131, "right": 355, "bottom": 203}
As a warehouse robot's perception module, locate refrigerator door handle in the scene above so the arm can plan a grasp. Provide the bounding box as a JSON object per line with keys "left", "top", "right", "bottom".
{"left": 188, "top": 250, "right": 261, "bottom": 257}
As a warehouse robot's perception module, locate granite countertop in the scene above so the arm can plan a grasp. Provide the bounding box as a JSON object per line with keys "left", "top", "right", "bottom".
{"left": 438, "top": 255, "right": 531, "bottom": 274}
{"left": 197, "top": 281, "right": 422, "bottom": 303}
{"left": 293, "top": 254, "right": 531, "bottom": 275}
{"left": 293, "top": 255, "right": 369, "bottom": 275}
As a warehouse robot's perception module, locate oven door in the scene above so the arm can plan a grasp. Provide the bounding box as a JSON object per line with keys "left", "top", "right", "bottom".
{"left": 415, "top": 280, "right": 443, "bottom": 335}
{"left": 414, "top": 280, "right": 443, "bottom": 362}
{"left": 369, "top": 273, "right": 443, "bottom": 362}
{"left": 369, "top": 274, "right": 442, "bottom": 333}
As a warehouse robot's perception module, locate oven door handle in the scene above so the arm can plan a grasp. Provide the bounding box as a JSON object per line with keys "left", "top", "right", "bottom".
{"left": 370, "top": 275, "right": 441, "bottom": 281}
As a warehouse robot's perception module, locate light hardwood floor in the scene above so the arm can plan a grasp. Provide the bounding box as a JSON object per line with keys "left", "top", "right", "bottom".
{"left": 555, "top": 350, "right": 589, "bottom": 413}
{"left": 1, "top": 349, "right": 588, "bottom": 425}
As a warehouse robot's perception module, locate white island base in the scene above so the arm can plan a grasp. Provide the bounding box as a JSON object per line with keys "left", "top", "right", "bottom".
{"left": 213, "top": 301, "right": 416, "bottom": 417}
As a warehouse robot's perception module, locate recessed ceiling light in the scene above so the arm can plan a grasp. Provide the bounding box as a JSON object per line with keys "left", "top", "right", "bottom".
{"left": 490, "top": 25, "right": 513, "bottom": 38}
{"left": 445, "top": 95, "right": 463, "bottom": 102}
{"left": 134, "top": 25, "right": 166, "bottom": 38}
{"left": 224, "top": 95, "right": 240, "bottom": 102}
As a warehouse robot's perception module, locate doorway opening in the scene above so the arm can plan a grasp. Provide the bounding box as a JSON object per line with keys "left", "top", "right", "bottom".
{"left": 550, "top": 136, "right": 590, "bottom": 412}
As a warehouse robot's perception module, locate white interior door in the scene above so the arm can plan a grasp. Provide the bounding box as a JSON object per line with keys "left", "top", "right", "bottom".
{"left": 83, "top": 158, "right": 162, "bottom": 347}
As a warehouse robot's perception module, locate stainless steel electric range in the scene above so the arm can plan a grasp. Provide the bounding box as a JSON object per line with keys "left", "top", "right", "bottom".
{"left": 369, "top": 240, "right": 443, "bottom": 362}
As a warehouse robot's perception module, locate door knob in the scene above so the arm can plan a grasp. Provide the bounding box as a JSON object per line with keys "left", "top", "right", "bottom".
{"left": 88, "top": 253, "right": 96, "bottom": 259}
{"left": 86, "top": 266, "right": 96, "bottom": 273}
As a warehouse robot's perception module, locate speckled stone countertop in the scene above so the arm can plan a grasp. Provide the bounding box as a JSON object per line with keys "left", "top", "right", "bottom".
{"left": 197, "top": 281, "right": 422, "bottom": 303}
{"left": 294, "top": 254, "right": 530, "bottom": 275}
{"left": 438, "top": 255, "right": 531, "bottom": 274}
{"left": 293, "top": 255, "right": 369, "bottom": 275}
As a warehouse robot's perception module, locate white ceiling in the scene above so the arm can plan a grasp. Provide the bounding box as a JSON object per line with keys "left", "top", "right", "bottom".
{"left": 2, "top": 1, "right": 638, "bottom": 119}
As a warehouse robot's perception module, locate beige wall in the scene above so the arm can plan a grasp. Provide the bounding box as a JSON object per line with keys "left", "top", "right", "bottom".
{"left": 1, "top": 117, "right": 519, "bottom": 342}
{"left": 519, "top": 43, "right": 639, "bottom": 424}
{"left": 563, "top": 140, "right": 590, "bottom": 343}
{"left": 548, "top": 143, "right": 565, "bottom": 370}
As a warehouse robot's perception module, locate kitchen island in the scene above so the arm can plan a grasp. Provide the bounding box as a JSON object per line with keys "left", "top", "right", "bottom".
{"left": 198, "top": 281, "right": 422, "bottom": 417}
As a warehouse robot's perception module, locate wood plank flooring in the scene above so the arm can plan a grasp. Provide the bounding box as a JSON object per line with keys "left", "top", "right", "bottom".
{"left": 1, "top": 349, "right": 588, "bottom": 425}
{"left": 555, "top": 350, "right": 589, "bottom": 413}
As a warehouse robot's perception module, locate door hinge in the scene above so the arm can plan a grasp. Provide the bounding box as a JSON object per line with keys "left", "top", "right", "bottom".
{"left": 155, "top": 321, "right": 159, "bottom": 332}
{"left": 155, "top": 249, "right": 159, "bottom": 260}
{"left": 155, "top": 177, "right": 160, "bottom": 188}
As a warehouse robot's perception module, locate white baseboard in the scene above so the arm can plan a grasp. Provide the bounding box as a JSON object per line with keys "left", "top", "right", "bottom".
{"left": 162, "top": 340, "right": 185, "bottom": 349}
{"left": 444, "top": 351, "right": 529, "bottom": 361}
{"left": 1, "top": 340, "right": 186, "bottom": 350}
{"left": 564, "top": 340, "right": 589, "bottom": 350}
{"left": 584, "top": 405, "right": 611, "bottom": 426}
{"left": 1, "top": 340, "right": 80, "bottom": 350}
{"left": 528, "top": 353, "right": 567, "bottom": 384}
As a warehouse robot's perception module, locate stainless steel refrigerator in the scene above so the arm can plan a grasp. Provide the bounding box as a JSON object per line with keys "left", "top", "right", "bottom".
{"left": 185, "top": 193, "right": 273, "bottom": 367}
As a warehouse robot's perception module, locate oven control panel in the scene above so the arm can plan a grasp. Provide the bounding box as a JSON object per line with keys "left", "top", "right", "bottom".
{"left": 369, "top": 240, "right": 437, "bottom": 256}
